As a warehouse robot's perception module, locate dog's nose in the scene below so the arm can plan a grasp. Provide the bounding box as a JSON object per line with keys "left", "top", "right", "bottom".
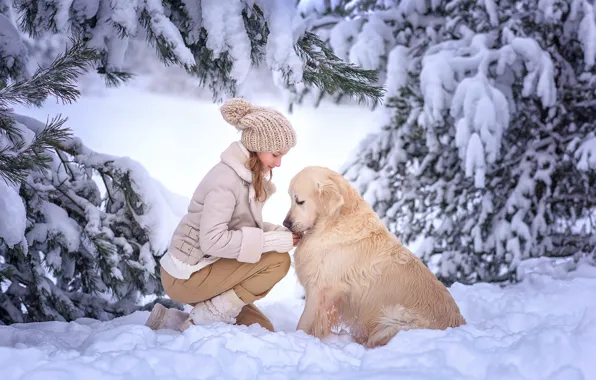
{"left": 283, "top": 219, "right": 292, "bottom": 230}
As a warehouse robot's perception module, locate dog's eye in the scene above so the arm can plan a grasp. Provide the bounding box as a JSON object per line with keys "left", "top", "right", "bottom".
{"left": 296, "top": 199, "right": 305, "bottom": 205}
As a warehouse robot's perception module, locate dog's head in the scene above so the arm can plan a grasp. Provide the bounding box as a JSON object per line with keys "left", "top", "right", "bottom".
{"left": 283, "top": 166, "right": 346, "bottom": 233}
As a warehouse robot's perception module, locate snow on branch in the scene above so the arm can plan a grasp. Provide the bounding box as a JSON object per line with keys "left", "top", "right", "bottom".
{"left": 1, "top": 113, "right": 188, "bottom": 324}
{"left": 574, "top": 134, "right": 596, "bottom": 171}
{"left": 0, "top": 38, "right": 97, "bottom": 186}
{"left": 419, "top": 29, "right": 556, "bottom": 188}
{"left": 8, "top": 0, "right": 384, "bottom": 103}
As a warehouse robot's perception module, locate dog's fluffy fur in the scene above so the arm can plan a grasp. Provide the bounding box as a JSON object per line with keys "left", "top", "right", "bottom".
{"left": 284, "top": 166, "right": 466, "bottom": 348}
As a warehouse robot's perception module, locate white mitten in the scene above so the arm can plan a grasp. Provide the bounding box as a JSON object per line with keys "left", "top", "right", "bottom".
{"left": 262, "top": 231, "right": 293, "bottom": 253}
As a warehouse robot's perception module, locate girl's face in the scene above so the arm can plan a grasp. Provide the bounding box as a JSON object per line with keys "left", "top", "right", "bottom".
{"left": 257, "top": 149, "right": 290, "bottom": 172}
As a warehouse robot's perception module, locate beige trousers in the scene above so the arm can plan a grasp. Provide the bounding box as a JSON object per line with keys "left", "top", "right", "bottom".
{"left": 161, "top": 251, "right": 291, "bottom": 332}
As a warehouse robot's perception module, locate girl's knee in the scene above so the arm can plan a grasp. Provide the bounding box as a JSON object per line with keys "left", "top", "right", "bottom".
{"left": 261, "top": 251, "right": 291, "bottom": 279}
{"left": 278, "top": 252, "right": 291, "bottom": 275}
{"left": 159, "top": 266, "right": 202, "bottom": 305}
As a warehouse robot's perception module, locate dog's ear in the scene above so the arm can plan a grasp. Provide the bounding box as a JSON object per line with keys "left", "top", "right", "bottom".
{"left": 316, "top": 179, "right": 344, "bottom": 215}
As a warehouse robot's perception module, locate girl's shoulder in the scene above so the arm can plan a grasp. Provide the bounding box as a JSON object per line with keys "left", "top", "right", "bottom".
{"left": 198, "top": 161, "right": 247, "bottom": 196}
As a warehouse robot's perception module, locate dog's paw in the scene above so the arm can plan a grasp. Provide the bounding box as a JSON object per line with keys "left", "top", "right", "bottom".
{"left": 320, "top": 330, "right": 355, "bottom": 346}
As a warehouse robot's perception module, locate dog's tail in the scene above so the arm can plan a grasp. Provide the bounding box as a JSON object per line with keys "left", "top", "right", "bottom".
{"left": 366, "top": 304, "right": 422, "bottom": 348}
{"left": 367, "top": 303, "right": 466, "bottom": 348}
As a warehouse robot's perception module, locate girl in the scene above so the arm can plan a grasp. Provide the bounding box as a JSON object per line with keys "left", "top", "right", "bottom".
{"left": 145, "top": 98, "right": 298, "bottom": 332}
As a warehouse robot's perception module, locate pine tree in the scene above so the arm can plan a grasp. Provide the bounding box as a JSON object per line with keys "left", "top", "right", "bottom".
{"left": 9, "top": 0, "right": 384, "bottom": 104}
{"left": 0, "top": 36, "right": 185, "bottom": 323}
{"left": 304, "top": 0, "right": 596, "bottom": 285}
{"left": 1, "top": 118, "right": 184, "bottom": 323}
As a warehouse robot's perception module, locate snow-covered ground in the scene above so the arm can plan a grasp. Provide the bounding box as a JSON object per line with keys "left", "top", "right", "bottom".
{"left": 2, "top": 257, "right": 595, "bottom": 379}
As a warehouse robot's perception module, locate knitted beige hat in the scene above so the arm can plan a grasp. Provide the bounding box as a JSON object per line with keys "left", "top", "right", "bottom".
{"left": 220, "top": 98, "right": 297, "bottom": 152}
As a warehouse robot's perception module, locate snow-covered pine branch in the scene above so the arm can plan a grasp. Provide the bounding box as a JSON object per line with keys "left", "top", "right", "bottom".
{"left": 0, "top": 38, "right": 97, "bottom": 185}
{"left": 0, "top": 38, "right": 185, "bottom": 324}
{"left": 309, "top": 0, "right": 596, "bottom": 284}
{"left": 1, "top": 114, "right": 187, "bottom": 324}
{"left": 7, "top": 0, "right": 384, "bottom": 103}
{"left": 0, "top": 6, "right": 28, "bottom": 85}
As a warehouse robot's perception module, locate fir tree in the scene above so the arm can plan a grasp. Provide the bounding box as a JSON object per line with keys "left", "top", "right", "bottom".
{"left": 0, "top": 37, "right": 183, "bottom": 324}
{"left": 304, "top": 0, "right": 596, "bottom": 285}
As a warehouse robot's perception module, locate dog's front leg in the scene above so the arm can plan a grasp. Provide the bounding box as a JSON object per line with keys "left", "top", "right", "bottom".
{"left": 298, "top": 286, "right": 342, "bottom": 340}
{"left": 297, "top": 288, "right": 319, "bottom": 334}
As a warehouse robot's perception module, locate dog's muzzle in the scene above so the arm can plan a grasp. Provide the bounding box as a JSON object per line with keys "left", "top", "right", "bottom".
{"left": 283, "top": 218, "right": 293, "bottom": 230}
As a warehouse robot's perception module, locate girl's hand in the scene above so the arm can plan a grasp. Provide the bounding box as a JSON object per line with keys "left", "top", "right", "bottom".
{"left": 292, "top": 232, "right": 302, "bottom": 246}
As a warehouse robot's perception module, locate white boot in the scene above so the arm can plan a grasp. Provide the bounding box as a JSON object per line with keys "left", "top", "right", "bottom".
{"left": 181, "top": 289, "right": 246, "bottom": 330}
{"left": 145, "top": 303, "right": 190, "bottom": 331}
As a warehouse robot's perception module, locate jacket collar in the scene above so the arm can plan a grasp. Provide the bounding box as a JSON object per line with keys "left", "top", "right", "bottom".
{"left": 220, "top": 141, "right": 277, "bottom": 197}
{"left": 220, "top": 141, "right": 252, "bottom": 183}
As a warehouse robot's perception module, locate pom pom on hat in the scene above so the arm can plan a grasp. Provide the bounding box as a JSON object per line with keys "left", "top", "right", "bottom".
{"left": 220, "top": 98, "right": 253, "bottom": 129}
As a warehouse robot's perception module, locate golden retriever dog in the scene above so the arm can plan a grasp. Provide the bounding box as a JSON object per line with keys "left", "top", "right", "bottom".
{"left": 283, "top": 166, "right": 466, "bottom": 348}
